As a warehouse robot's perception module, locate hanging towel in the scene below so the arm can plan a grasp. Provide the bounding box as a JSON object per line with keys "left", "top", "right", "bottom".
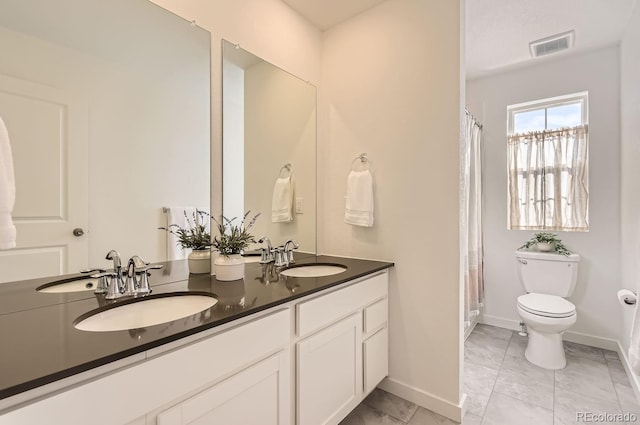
{"left": 345, "top": 170, "right": 374, "bottom": 227}
{"left": 0, "top": 117, "right": 16, "bottom": 250}
{"left": 272, "top": 176, "right": 293, "bottom": 223}
{"left": 630, "top": 302, "right": 640, "bottom": 375}
{"left": 165, "top": 207, "right": 208, "bottom": 260}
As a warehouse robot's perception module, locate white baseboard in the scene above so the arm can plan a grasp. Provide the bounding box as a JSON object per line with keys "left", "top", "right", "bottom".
{"left": 480, "top": 316, "right": 620, "bottom": 351}
{"left": 378, "top": 377, "right": 463, "bottom": 422}
{"left": 563, "top": 330, "right": 619, "bottom": 351}
{"left": 481, "top": 315, "right": 520, "bottom": 331}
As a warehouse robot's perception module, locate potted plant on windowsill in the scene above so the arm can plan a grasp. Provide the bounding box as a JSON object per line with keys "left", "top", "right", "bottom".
{"left": 212, "top": 211, "right": 260, "bottom": 281}
{"left": 158, "top": 210, "right": 211, "bottom": 274}
{"left": 519, "top": 232, "right": 571, "bottom": 256}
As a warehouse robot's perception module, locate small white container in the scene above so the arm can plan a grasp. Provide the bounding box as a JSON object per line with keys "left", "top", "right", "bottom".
{"left": 536, "top": 242, "right": 553, "bottom": 252}
{"left": 187, "top": 250, "right": 211, "bottom": 274}
{"left": 214, "top": 254, "right": 244, "bottom": 281}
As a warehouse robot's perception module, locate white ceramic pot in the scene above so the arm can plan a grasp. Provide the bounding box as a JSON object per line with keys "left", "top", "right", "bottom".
{"left": 536, "top": 242, "right": 553, "bottom": 252}
{"left": 188, "top": 250, "right": 211, "bottom": 274}
{"left": 214, "top": 254, "right": 244, "bottom": 281}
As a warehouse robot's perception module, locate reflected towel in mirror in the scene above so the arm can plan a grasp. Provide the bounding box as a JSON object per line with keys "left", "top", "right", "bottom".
{"left": 345, "top": 170, "right": 374, "bottom": 227}
{"left": 0, "top": 117, "right": 16, "bottom": 249}
{"left": 272, "top": 176, "right": 293, "bottom": 223}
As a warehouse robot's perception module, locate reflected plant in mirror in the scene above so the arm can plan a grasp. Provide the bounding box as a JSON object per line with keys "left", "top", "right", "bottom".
{"left": 221, "top": 40, "right": 316, "bottom": 256}
{"left": 158, "top": 210, "right": 211, "bottom": 252}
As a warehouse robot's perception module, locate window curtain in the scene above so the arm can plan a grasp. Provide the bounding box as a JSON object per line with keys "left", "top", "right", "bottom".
{"left": 462, "top": 111, "right": 484, "bottom": 334}
{"left": 508, "top": 125, "right": 589, "bottom": 231}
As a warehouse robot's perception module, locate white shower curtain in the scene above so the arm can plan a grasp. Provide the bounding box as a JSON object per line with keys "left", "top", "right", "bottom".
{"left": 462, "top": 110, "right": 484, "bottom": 336}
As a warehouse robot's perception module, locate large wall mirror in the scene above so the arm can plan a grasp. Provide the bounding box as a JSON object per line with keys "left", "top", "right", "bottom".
{"left": 0, "top": 0, "right": 210, "bottom": 283}
{"left": 222, "top": 40, "right": 316, "bottom": 255}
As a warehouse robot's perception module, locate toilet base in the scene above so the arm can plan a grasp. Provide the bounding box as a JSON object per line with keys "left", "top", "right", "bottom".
{"left": 525, "top": 328, "right": 566, "bottom": 370}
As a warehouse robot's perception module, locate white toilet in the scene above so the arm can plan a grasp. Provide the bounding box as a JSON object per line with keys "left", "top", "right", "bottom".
{"left": 515, "top": 250, "right": 580, "bottom": 370}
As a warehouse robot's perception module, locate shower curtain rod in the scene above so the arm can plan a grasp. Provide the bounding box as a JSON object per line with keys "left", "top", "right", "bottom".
{"left": 465, "top": 108, "right": 483, "bottom": 129}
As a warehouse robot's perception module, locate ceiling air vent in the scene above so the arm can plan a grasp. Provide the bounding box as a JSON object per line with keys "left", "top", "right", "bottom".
{"left": 529, "top": 30, "right": 575, "bottom": 58}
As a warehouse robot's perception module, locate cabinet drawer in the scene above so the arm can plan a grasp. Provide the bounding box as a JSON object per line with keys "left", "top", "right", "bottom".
{"left": 364, "top": 298, "right": 387, "bottom": 335}
{"left": 363, "top": 327, "right": 388, "bottom": 395}
{"left": 296, "top": 272, "right": 388, "bottom": 337}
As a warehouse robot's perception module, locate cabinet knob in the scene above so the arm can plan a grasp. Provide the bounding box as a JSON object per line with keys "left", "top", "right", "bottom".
{"left": 73, "top": 228, "right": 85, "bottom": 237}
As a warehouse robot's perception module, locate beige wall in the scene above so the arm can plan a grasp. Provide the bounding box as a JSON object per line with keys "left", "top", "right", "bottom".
{"left": 152, "top": 0, "right": 463, "bottom": 419}
{"left": 320, "top": 0, "right": 463, "bottom": 418}
{"left": 620, "top": 2, "right": 640, "bottom": 351}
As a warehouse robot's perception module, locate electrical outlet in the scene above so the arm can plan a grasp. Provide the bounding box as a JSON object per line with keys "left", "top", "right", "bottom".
{"left": 296, "top": 197, "right": 304, "bottom": 214}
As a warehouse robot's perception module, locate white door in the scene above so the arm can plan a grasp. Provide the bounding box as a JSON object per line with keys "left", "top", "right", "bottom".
{"left": 297, "top": 313, "right": 362, "bottom": 425}
{"left": 157, "top": 352, "right": 290, "bottom": 425}
{"left": 0, "top": 74, "right": 88, "bottom": 283}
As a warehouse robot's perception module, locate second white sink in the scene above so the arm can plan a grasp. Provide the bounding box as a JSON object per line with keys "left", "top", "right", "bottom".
{"left": 74, "top": 292, "right": 218, "bottom": 332}
{"left": 280, "top": 264, "right": 347, "bottom": 278}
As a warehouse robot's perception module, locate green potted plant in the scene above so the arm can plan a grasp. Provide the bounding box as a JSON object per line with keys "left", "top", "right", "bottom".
{"left": 211, "top": 211, "right": 260, "bottom": 281}
{"left": 519, "top": 232, "right": 571, "bottom": 256}
{"left": 158, "top": 210, "right": 211, "bottom": 274}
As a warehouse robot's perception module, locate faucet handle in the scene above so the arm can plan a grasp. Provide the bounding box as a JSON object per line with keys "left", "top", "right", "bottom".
{"left": 133, "top": 263, "right": 162, "bottom": 295}
{"left": 284, "top": 240, "right": 299, "bottom": 264}
{"left": 259, "top": 248, "right": 272, "bottom": 264}
{"left": 81, "top": 268, "right": 108, "bottom": 293}
{"left": 273, "top": 247, "right": 286, "bottom": 267}
{"left": 135, "top": 271, "right": 152, "bottom": 295}
{"left": 80, "top": 268, "right": 106, "bottom": 274}
{"left": 92, "top": 272, "right": 124, "bottom": 299}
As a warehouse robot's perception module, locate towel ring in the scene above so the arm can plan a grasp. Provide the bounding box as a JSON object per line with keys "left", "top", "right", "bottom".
{"left": 279, "top": 163, "right": 292, "bottom": 178}
{"left": 350, "top": 153, "right": 369, "bottom": 171}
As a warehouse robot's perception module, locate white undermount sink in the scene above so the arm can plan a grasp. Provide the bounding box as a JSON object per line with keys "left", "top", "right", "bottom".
{"left": 36, "top": 276, "right": 100, "bottom": 294}
{"left": 280, "top": 263, "right": 347, "bottom": 278}
{"left": 74, "top": 292, "right": 218, "bottom": 332}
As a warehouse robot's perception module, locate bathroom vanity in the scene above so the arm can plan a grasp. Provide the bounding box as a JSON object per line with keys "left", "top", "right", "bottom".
{"left": 0, "top": 256, "right": 393, "bottom": 425}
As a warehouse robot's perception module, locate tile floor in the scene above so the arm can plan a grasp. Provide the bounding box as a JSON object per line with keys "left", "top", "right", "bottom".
{"left": 340, "top": 324, "right": 640, "bottom": 425}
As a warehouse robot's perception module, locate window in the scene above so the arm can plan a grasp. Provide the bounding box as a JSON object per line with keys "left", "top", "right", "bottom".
{"left": 507, "top": 92, "right": 589, "bottom": 231}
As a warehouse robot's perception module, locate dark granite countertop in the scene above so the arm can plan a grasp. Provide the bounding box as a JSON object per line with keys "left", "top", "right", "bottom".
{"left": 0, "top": 255, "right": 393, "bottom": 401}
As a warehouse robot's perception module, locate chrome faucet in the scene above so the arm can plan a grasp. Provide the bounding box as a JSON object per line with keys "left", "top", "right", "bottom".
{"left": 92, "top": 254, "right": 163, "bottom": 299}
{"left": 96, "top": 250, "right": 125, "bottom": 299}
{"left": 258, "top": 236, "right": 274, "bottom": 263}
{"left": 124, "top": 256, "right": 142, "bottom": 295}
{"left": 283, "top": 240, "right": 299, "bottom": 265}
{"left": 105, "top": 250, "right": 123, "bottom": 281}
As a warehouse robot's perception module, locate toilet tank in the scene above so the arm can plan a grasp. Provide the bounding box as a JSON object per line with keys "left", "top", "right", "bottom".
{"left": 515, "top": 250, "right": 580, "bottom": 296}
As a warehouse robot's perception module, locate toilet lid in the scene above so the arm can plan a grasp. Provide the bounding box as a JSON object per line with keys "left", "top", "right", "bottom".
{"left": 517, "top": 293, "right": 576, "bottom": 318}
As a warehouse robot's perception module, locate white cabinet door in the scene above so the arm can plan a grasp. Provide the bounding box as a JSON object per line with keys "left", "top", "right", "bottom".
{"left": 363, "top": 327, "right": 388, "bottom": 395}
{"left": 157, "top": 351, "right": 290, "bottom": 425}
{"left": 297, "top": 313, "right": 362, "bottom": 425}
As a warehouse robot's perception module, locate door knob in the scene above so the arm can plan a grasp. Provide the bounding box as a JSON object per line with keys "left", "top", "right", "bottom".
{"left": 73, "top": 228, "right": 85, "bottom": 237}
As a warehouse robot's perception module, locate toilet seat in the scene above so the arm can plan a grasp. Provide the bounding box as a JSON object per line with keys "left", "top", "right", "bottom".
{"left": 517, "top": 293, "right": 575, "bottom": 318}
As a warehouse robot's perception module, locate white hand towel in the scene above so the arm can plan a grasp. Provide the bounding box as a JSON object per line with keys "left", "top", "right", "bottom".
{"left": 165, "top": 207, "right": 208, "bottom": 260}
{"left": 630, "top": 303, "right": 640, "bottom": 374}
{"left": 345, "top": 170, "right": 374, "bottom": 227}
{"left": 272, "top": 176, "right": 293, "bottom": 223}
{"left": 0, "top": 117, "right": 16, "bottom": 250}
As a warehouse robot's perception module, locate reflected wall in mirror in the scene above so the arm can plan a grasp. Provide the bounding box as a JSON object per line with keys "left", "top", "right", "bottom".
{"left": 222, "top": 40, "right": 316, "bottom": 254}
{"left": 0, "top": 0, "right": 210, "bottom": 283}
